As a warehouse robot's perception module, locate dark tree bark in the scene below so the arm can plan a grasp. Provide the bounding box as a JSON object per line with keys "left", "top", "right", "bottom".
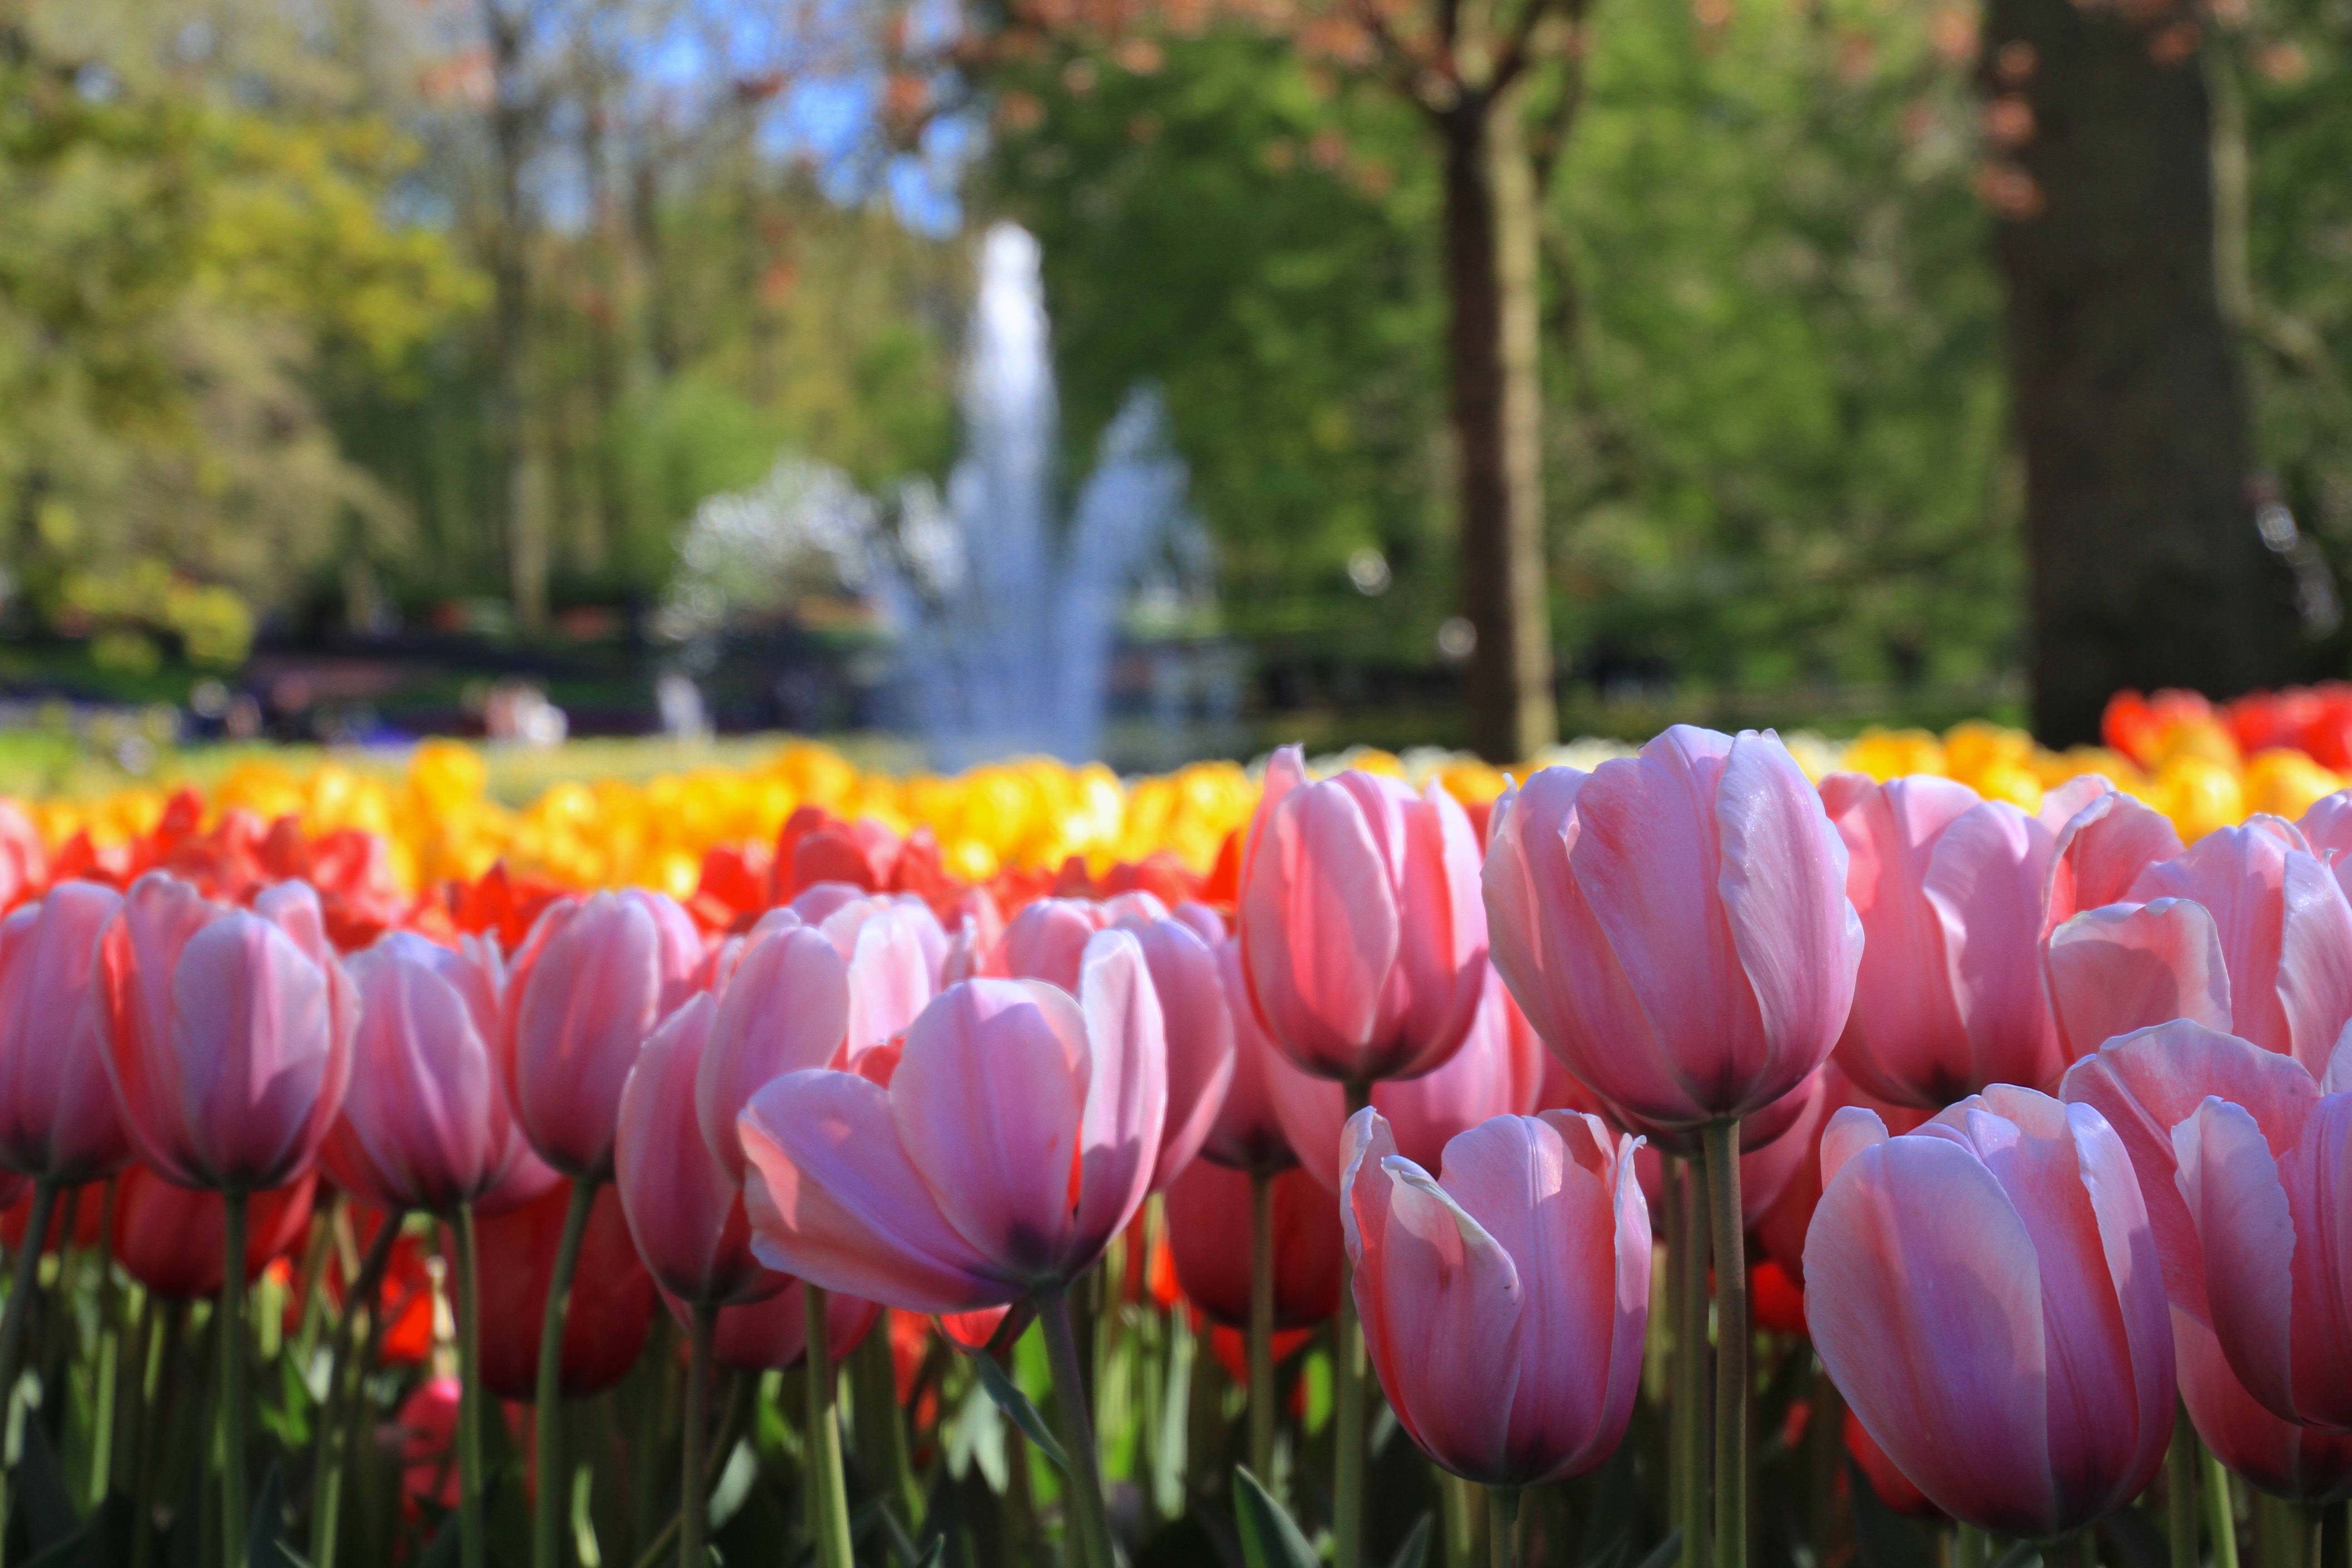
{"left": 1444, "top": 91, "right": 1558, "bottom": 762}
{"left": 1980, "top": 0, "right": 2296, "bottom": 745}
{"left": 482, "top": 0, "right": 547, "bottom": 634}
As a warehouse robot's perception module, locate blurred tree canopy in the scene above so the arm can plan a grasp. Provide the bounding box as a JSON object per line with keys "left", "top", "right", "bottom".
{"left": 1, "top": 0, "right": 2348, "bottom": 729}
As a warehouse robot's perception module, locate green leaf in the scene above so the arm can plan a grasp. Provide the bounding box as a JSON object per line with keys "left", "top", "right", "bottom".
{"left": 15, "top": 1417, "right": 82, "bottom": 1553}
{"left": 1232, "top": 1466, "right": 1320, "bottom": 1568}
{"left": 969, "top": 1348, "right": 1069, "bottom": 1473}
{"left": 1386, "top": 1514, "right": 1432, "bottom": 1568}
{"left": 912, "top": 1538, "right": 946, "bottom": 1568}
{"left": 18, "top": 1497, "right": 133, "bottom": 1568}
{"left": 1630, "top": 1530, "right": 1686, "bottom": 1568}
{"left": 243, "top": 1464, "right": 290, "bottom": 1568}
{"left": 1989, "top": 1546, "right": 2043, "bottom": 1568}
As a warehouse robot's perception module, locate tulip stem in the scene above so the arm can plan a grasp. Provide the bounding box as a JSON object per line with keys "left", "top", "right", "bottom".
{"left": 2169, "top": 1401, "right": 2199, "bottom": 1568}
{"left": 1337, "top": 1078, "right": 1374, "bottom": 1568}
{"left": 1039, "top": 1281, "right": 1118, "bottom": 1568}
{"left": 220, "top": 1189, "right": 250, "bottom": 1568}
{"left": 2201, "top": 1441, "right": 2241, "bottom": 1568}
{"left": 1488, "top": 1485, "right": 1521, "bottom": 1568}
{"left": 1248, "top": 1166, "right": 1276, "bottom": 1483}
{"left": 681, "top": 1301, "right": 717, "bottom": 1568}
{"left": 1955, "top": 1523, "right": 1990, "bottom": 1568}
{"left": 1701, "top": 1120, "right": 1747, "bottom": 1568}
{"left": 0, "top": 1178, "right": 57, "bottom": 1413}
{"left": 2321, "top": 1503, "right": 2348, "bottom": 1568}
{"left": 451, "top": 1204, "right": 487, "bottom": 1568}
{"left": 1670, "top": 1156, "right": 1711, "bottom": 1568}
{"left": 534, "top": 1177, "right": 598, "bottom": 1568}
{"left": 803, "top": 1285, "right": 854, "bottom": 1568}
{"left": 312, "top": 1212, "right": 403, "bottom": 1568}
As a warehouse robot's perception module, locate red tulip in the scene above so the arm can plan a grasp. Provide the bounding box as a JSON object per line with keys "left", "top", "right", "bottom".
{"left": 1196, "top": 938, "right": 1297, "bottom": 1174}
{"left": 1847, "top": 1409, "right": 1940, "bottom": 1519}
{"left": 1268, "top": 966, "right": 1541, "bottom": 1191}
{"left": 321, "top": 931, "right": 553, "bottom": 1215}
{"left": 2046, "top": 818, "right": 2352, "bottom": 1073}
{"left": 1342, "top": 1108, "right": 1650, "bottom": 1486}
{"left": 1237, "top": 747, "right": 1488, "bottom": 1084}
{"left": 1819, "top": 774, "right": 2093, "bottom": 1104}
{"left": 0, "top": 883, "right": 132, "bottom": 1184}
{"left": 739, "top": 934, "right": 1166, "bottom": 1313}
{"left": 660, "top": 1282, "right": 881, "bottom": 1374}
{"left": 1484, "top": 726, "right": 1861, "bottom": 1132}
{"left": 1804, "top": 1087, "right": 2173, "bottom": 1537}
{"left": 616, "top": 995, "right": 783, "bottom": 1307}
{"left": 1163, "top": 1159, "right": 1342, "bottom": 1329}
{"left": 472, "top": 1177, "right": 656, "bottom": 1400}
{"left": 98, "top": 874, "right": 357, "bottom": 1191}
{"left": 502, "top": 888, "right": 703, "bottom": 1181}
{"left": 111, "top": 1165, "right": 316, "bottom": 1299}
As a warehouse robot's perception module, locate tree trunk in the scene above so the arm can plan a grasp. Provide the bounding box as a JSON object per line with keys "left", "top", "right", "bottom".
{"left": 483, "top": 0, "right": 547, "bottom": 635}
{"left": 1981, "top": 0, "right": 2294, "bottom": 745}
{"left": 1444, "top": 93, "right": 1557, "bottom": 762}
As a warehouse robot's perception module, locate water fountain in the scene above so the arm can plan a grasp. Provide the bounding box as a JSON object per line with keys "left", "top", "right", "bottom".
{"left": 659, "top": 221, "right": 1217, "bottom": 767}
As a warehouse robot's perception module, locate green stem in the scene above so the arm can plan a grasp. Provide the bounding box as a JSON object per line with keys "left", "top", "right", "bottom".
{"left": 533, "top": 1178, "right": 598, "bottom": 1568}
{"left": 128, "top": 1302, "right": 181, "bottom": 1568}
{"left": 1955, "top": 1522, "right": 1990, "bottom": 1568}
{"left": 221, "top": 1189, "right": 250, "bottom": 1568}
{"left": 2081, "top": 1523, "right": 2101, "bottom": 1567}
{"left": 1039, "top": 1282, "right": 1118, "bottom": 1568}
{"left": 802, "top": 1285, "right": 853, "bottom": 1568}
{"left": 2321, "top": 1502, "right": 2347, "bottom": 1568}
{"left": 312, "top": 1212, "right": 403, "bottom": 1568}
{"left": 1701, "top": 1119, "right": 1747, "bottom": 1568}
{"left": 88, "top": 1177, "right": 120, "bottom": 1507}
{"left": 1336, "top": 1078, "right": 1374, "bottom": 1568}
{"left": 1248, "top": 1166, "right": 1276, "bottom": 1483}
{"left": 2170, "top": 1401, "right": 2199, "bottom": 1568}
{"left": 2202, "top": 1440, "right": 2241, "bottom": 1568}
{"left": 0, "top": 1178, "right": 58, "bottom": 1408}
{"left": 452, "top": 1205, "right": 487, "bottom": 1568}
{"left": 851, "top": 1318, "right": 918, "bottom": 1525}
{"left": 1670, "top": 1156, "right": 1712, "bottom": 1568}
{"left": 1488, "top": 1485, "right": 1521, "bottom": 1568}
{"left": 681, "top": 1303, "right": 716, "bottom": 1568}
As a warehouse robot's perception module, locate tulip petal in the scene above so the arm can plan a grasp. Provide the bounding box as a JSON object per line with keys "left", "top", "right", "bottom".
{"left": 2176, "top": 1097, "right": 2303, "bottom": 1424}
{"left": 2274, "top": 855, "right": 2352, "bottom": 1077}
{"left": 2046, "top": 900, "right": 2232, "bottom": 1060}
{"left": 699, "top": 924, "right": 850, "bottom": 1182}
{"left": 2276, "top": 1094, "right": 2352, "bottom": 1430}
{"left": 1819, "top": 1105, "right": 1889, "bottom": 1190}
{"left": 1069, "top": 931, "right": 1168, "bottom": 1271}
{"left": 1805, "top": 1132, "right": 2058, "bottom": 1535}
{"left": 1924, "top": 804, "right": 2063, "bottom": 1093}
{"left": 2043, "top": 791, "right": 2184, "bottom": 938}
{"left": 892, "top": 980, "right": 1089, "bottom": 1281}
{"left": 847, "top": 905, "right": 940, "bottom": 1056}
{"left": 1242, "top": 779, "right": 1401, "bottom": 1063}
{"left": 740, "top": 1069, "right": 1012, "bottom": 1313}
{"left": 1833, "top": 777, "right": 1976, "bottom": 1103}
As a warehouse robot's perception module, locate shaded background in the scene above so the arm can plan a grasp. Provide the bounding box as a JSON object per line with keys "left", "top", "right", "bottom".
{"left": 1, "top": 0, "right": 2346, "bottom": 772}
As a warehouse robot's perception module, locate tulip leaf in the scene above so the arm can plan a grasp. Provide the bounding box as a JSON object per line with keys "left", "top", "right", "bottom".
{"left": 244, "top": 1464, "right": 299, "bottom": 1568}
{"left": 1628, "top": 1530, "right": 1686, "bottom": 1568}
{"left": 1386, "top": 1513, "right": 1433, "bottom": 1568}
{"left": 17, "top": 1498, "right": 133, "bottom": 1568}
{"left": 15, "top": 1419, "right": 81, "bottom": 1554}
{"left": 969, "top": 1346, "right": 1070, "bottom": 1472}
{"left": 1232, "top": 1465, "right": 1321, "bottom": 1568}
{"left": 1989, "top": 1547, "right": 2042, "bottom": 1568}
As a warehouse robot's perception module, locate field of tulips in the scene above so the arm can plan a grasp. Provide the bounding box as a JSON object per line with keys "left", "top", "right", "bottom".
{"left": 5, "top": 702, "right": 2352, "bottom": 1568}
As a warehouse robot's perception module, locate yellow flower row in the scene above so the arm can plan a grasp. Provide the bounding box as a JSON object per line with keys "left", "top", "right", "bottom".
{"left": 18, "top": 720, "right": 2345, "bottom": 901}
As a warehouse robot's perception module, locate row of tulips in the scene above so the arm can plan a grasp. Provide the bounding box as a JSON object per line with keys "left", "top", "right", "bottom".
{"left": 10, "top": 721, "right": 2352, "bottom": 1568}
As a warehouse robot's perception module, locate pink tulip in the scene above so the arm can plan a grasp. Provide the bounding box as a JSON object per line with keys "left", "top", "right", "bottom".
{"left": 1341, "top": 1107, "right": 1649, "bottom": 1486}
{"left": 662, "top": 1281, "right": 882, "bottom": 1374}
{"left": 2173, "top": 1054, "right": 2352, "bottom": 1432}
{"left": 1270, "top": 967, "right": 1542, "bottom": 1191}
{"left": 999, "top": 897, "right": 1112, "bottom": 992}
{"left": 790, "top": 888, "right": 946, "bottom": 1051}
{"left": 2046, "top": 818, "right": 2352, "bottom": 1074}
{"left": 1237, "top": 747, "right": 1487, "bottom": 1084}
{"left": 2298, "top": 791, "right": 2352, "bottom": 906}
{"left": 737, "top": 931, "right": 1167, "bottom": 1312}
{"left": 2040, "top": 784, "right": 2184, "bottom": 937}
{"left": 696, "top": 914, "right": 850, "bottom": 1184}
{"left": 0, "top": 882, "right": 132, "bottom": 1184}
{"left": 1820, "top": 774, "right": 2089, "bottom": 1104}
{"left": 320, "top": 931, "right": 553, "bottom": 1215}
{"left": 503, "top": 888, "right": 704, "bottom": 1180}
{"left": 617, "top": 994, "right": 786, "bottom": 1307}
{"left": 1485, "top": 726, "right": 1862, "bottom": 1131}
{"left": 1804, "top": 1086, "right": 2174, "bottom": 1537}
{"left": 1196, "top": 938, "right": 1298, "bottom": 1174}
{"left": 2059, "top": 1019, "right": 2352, "bottom": 1499}
{"left": 98, "top": 874, "right": 358, "bottom": 1191}
{"left": 1105, "top": 898, "right": 1234, "bottom": 1191}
